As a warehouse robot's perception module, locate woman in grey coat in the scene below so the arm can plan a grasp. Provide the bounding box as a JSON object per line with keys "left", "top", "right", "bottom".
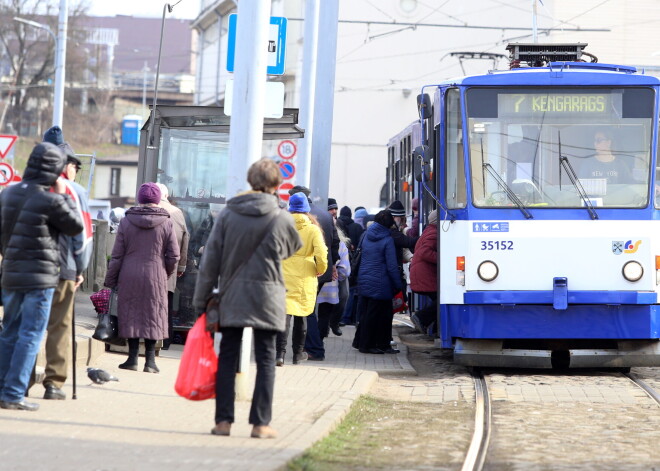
{"left": 194, "top": 158, "right": 301, "bottom": 439}
{"left": 104, "top": 183, "right": 180, "bottom": 373}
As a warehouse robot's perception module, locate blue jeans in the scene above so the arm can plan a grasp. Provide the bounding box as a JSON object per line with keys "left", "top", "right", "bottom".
{"left": 0, "top": 288, "right": 55, "bottom": 403}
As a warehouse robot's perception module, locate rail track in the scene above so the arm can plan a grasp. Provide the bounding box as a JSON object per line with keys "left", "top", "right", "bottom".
{"left": 461, "top": 371, "right": 491, "bottom": 471}
{"left": 624, "top": 372, "right": 660, "bottom": 407}
{"left": 460, "top": 369, "right": 659, "bottom": 471}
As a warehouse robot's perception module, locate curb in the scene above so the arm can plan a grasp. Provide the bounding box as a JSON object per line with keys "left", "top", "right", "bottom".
{"left": 275, "top": 369, "right": 379, "bottom": 469}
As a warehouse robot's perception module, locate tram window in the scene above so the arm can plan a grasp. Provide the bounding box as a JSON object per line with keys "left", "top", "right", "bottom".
{"left": 466, "top": 87, "right": 654, "bottom": 209}
{"left": 445, "top": 89, "right": 467, "bottom": 208}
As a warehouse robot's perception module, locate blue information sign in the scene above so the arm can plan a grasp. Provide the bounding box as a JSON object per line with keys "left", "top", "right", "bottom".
{"left": 227, "top": 14, "right": 288, "bottom": 76}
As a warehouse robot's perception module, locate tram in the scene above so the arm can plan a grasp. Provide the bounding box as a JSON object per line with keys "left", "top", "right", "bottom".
{"left": 388, "top": 43, "right": 660, "bottom": 368}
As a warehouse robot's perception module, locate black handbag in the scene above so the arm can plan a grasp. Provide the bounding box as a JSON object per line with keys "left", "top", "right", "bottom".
{"left": 92, "top": 289, "right": 125, "bottom": 346}
{"left": 348, "top": 234, "right": 364, "bottom": 286}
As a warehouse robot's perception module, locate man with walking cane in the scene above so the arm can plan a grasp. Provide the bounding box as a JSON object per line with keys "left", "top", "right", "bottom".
{"left": 28, "top": 127, "right": 93, "bottom": 400}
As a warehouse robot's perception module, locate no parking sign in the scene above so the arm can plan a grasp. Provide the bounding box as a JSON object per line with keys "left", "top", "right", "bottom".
{"left": 279, "top": 161, "right": 295, "bottom": 180}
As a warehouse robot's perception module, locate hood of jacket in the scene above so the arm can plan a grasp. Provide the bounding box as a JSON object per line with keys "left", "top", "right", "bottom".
{"left": 366, "top": 221, "right": 391, "bottom": 242}
{"left": 22, "top": 142, "right": 66, "bottom": 186}
{"left": 338, "top": 214, "right": 354, "bottom": 226}
{"left": 125, "top": 206, "right": 170, "bottom": 229}
{"left": 227, "top": 191, "right": 280, "bottom": 217}
{"left": 291, "top": 212, "right": 313, "bottom": 231}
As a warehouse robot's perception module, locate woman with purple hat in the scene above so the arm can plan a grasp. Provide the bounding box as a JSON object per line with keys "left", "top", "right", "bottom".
{"left": 104, "top": 183, "right": 180, "bottom": 373}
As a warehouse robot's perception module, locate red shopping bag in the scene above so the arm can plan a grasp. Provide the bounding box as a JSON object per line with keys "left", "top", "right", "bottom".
{"left": 392, "top": 291, "right": 408, "bottom": 314}
{"left": 175, "top": 313, "right": 218, "bottom": 401}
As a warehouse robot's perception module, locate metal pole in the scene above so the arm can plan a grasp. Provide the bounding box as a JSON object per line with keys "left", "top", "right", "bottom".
{"left": 142, "top": 61, "right": 148, "bottom": 117}
{"left": 225, "top": 0, "right": 271, "bottom": 197}
{"left": 532, "top": 0, "right": 538, "bottom": 43}
{"left": 53, "top": 0, "right": 68, "bottom": 127}
{"left": 309, "top": 0, "right": 339, "bottom": 205}
{"left": 145, "top": 3, "right": 172, "bottom": 184}
{"left": 297, "top": 0, "right": 320, "bottom": 188}
{"left": 227, "top": 0, "right": 272, "bottom": 400}
{"left": 71, "top": 303, "right": 77, "bottom": 399}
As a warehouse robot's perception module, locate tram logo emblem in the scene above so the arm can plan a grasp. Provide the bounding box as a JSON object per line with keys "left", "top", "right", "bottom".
{"left": 624, "top": 240, "right": 642, "bottom": 254}
{"left": 612, "top": 241, "right": 623, "bottom": 255}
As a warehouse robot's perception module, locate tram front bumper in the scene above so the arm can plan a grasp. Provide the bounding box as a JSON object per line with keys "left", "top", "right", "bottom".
{"left": 453, "top": 339, "right": 660, "bottom": 368}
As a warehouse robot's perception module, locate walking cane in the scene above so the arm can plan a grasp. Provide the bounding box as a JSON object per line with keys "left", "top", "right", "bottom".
{"left": 71, "top": 302, "right": 77, "bottom": 400}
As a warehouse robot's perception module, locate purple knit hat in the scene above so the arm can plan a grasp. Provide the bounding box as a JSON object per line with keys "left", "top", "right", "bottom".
{"left": 137, "top": 182, "right": 161, "bottom": 205}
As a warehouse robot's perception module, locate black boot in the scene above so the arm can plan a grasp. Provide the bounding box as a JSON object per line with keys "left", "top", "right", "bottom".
{"left": 119, "top": 338, "right": 139, "bottom": 371}
{"left": 143, "top": 339, "right": 159, "bottom": 373}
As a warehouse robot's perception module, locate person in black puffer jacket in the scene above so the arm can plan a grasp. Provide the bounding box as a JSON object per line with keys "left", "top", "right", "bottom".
{"left": 0, "top": 142, "right": 84, "bottom": 412}
{"left": 336, "top": 206, "right": 364, "bottom": 252}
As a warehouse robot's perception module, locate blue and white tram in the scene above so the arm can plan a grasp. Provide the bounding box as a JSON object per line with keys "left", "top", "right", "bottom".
{"left": 396, "top": 43, "right": 660, "bottom": 368}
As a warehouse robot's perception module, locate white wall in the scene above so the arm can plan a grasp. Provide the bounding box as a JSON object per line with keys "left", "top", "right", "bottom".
{"left": 194, "top": 0, "right": 660, "bottom": 211}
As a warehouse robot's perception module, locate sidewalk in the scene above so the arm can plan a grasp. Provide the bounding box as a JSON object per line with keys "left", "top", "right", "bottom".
{"left": 0, "top": 291, "right": 415, "bottom": 471}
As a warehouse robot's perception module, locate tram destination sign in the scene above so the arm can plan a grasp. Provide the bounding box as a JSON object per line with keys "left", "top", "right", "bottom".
{"left": 498, "top": 92, "right": 622, "bottom": 117}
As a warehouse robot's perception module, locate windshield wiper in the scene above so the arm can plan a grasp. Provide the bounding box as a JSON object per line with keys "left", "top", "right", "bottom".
{"left": 480, "top": 138, "right": 532, "bottom": 219}
{"left": 557, "top": 131, "right": 598, "bottom": 220}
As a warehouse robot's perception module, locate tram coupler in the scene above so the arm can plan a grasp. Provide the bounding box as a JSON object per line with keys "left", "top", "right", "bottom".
{"left": 553, "top": 277, "right": 568, "bottom": 310}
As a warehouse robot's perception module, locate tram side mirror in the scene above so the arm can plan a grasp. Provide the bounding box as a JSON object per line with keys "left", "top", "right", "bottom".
{"left": 417, "top": 94, "right": 432, "bottom": 120}
{"left": 413, "top": 145, "right": 430, "bottom": 182}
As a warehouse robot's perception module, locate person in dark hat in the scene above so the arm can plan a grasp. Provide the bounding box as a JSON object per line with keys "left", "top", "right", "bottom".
{"left": 27, "top": 127, "right": 93, "bottom": 401}
{"left": 386, "top": 200, "right": 419, "bottom": 348}
{"left": 327, "top": 198, "right": 338, "bottom": 221}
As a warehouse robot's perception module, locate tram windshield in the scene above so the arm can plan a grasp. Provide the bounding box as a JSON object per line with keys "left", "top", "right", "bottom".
{"left": 465, "top": 87, "right": 655, "bottom": 208}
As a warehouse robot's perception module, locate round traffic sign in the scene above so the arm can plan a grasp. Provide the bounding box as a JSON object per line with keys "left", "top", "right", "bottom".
{"left": 277, "top": 140, "right": 297, "bottom": 159}
{"left": 278, "top": 182, "right": 294, "bottom": 202}
{"left": 0, "top": 162, "right": 15, "bottom": 186}
{"left": 279, "top": 161, "right": 295, "bottom": 180}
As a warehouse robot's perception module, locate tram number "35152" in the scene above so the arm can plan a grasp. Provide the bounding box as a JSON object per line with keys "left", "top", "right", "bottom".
{"left": 480, "top": 240, "right": 514, "bottom": 250}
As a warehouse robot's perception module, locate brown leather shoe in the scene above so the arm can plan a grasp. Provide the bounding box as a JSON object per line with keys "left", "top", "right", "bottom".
{"left": 210, "top": 421, "right": 231, "bottom": 436}
{"left": 251, "top": 425, "right": 277, "bottom": 439}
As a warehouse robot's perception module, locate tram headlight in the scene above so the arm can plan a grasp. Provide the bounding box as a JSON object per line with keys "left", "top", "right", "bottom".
{"left": 477, "top": 260, "right": 499, "bottom": 282}
{"left": 622, "top": 261, "right": 643, "bottom": 282}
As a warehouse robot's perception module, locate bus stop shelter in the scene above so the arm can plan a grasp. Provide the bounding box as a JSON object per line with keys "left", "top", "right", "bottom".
{"left": 137, "top": 105, "right": 304, "bottom": 334}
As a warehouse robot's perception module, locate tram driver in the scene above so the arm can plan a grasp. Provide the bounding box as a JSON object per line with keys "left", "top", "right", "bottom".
{"left": 578, "top": 129, "right": 634, "bottom": 185}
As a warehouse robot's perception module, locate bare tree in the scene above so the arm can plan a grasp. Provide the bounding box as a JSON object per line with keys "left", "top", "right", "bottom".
{"left": 0, "top": 0, "right": 88, "bottom": 134}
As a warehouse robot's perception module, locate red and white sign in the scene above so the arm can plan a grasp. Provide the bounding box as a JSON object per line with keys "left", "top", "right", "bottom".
{"left": 0, "top": 135, "right": 18, "bottom": 159}
{"left": 0, "top": 162, "right": 15, "bottom": 186}
{"left": 278, "top": 182, "right": 294, "bottom": 201}
{"left": 277, "top": 140, "right": 297, "bottom": 159}
{"left": 279, "top": 161, "right": 295, "bottom": 180}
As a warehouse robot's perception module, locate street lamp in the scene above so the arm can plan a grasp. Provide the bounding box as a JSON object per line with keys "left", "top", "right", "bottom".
{"left": 145, "top": 1, "right": 181, "bottom": 182}
{"left": 14, "top": 4, "right": 67, "bottom": 127}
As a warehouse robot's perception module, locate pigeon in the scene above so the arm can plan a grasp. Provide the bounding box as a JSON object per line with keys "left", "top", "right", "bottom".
{"left": 87, "top": 368, "right": 119, "bottom": 384}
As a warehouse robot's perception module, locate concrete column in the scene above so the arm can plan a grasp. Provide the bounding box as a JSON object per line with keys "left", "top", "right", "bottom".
{"left": 53, "top": 0, "right": 68, "bottom": 127}
{"left": 309, "top": 0, "right": 339, "bottom": 205}
{"left": 296, "top": 0, "right": 320, "bottom": 188}
{"left": 226, "top": 0, "right": 273, "bottom": 401}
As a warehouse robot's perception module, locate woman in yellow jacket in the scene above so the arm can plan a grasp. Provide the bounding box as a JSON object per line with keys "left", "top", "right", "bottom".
{"left": 276, "top": 192, "right": 328, "bottom": 366}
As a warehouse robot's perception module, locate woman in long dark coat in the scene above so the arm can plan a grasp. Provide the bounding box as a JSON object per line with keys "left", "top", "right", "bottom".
{"left": 104, "top": 183, "right": 179, "bottom": 373}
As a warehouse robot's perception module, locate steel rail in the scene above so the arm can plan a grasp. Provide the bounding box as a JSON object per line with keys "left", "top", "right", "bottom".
{"left": 625, "top": 372, "right": 660, "bottom": 407}
{"left": 462, "top": 371, "right": 491, "bottom": 471}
